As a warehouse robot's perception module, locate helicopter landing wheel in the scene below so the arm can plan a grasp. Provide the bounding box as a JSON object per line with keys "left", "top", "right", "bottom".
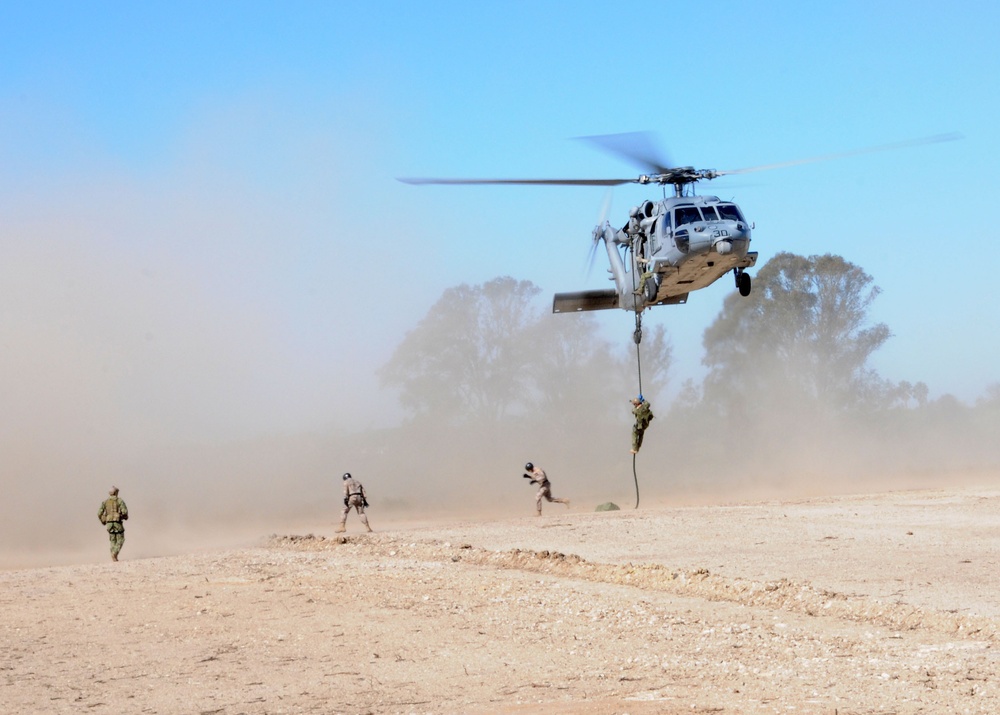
{"left": 643, "top": 274, "right": 659, "bottom": 303}
{"left": 738, "top": 271, "right": 752, "bottom": 297}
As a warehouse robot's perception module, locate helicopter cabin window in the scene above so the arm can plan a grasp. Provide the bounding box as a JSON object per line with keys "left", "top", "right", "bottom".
{"left": 716, "top": 203, "right": 745, "bottom": 222}
{"left": 701, "top": 206, "right": 720, "bottom": 220}
{"left": 675, "top": 206, "right": 702, "bottom": 226}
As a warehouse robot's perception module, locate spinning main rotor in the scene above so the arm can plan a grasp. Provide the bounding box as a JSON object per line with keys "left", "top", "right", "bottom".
{"left": 398, "top": 131, "right": 961, "bottom": 196}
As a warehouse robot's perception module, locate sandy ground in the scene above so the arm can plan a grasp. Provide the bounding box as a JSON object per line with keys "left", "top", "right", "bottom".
{"left": 3, "top": 486, "right": 1000, "bottom": 714}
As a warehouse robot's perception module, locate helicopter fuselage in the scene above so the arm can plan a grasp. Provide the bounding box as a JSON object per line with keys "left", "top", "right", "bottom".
{"left": 553, "top": 194, "right": 757, "bottom": 313}
{"left": 401, "top": 131, "right": 958, "bottom": 316}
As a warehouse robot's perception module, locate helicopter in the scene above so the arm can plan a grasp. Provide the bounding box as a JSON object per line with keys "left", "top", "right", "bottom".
{"left": 400, "top": 132, "right": 959, "bottom": 320}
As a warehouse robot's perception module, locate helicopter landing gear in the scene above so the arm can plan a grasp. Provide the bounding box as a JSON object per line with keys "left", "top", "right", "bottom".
{"left": 734, "top": 268, "right": 752, "bottom": 297}
{"left": 642, "top": 272, "right": 660, "bottom": 303}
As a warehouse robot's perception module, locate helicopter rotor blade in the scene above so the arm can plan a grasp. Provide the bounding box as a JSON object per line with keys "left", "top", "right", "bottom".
{"left": 397, "top": 177, "right": 633, "bottom": 186}
{"left": 585, "top": 188, "right": 614, "bottom": 279}
{"left": 715, "top": 132, "right": 963, "bottom": 177}
{"left": 575, "top": 131, "right": 674, "bottom": 175}
{"left": 596, "top": 187, "right": 614, "bottom": 225}
{"left": 585, "top": 237, "right": 601, "bottom": 277}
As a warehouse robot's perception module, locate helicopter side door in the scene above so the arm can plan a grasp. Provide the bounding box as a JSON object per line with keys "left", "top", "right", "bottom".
{"left": 649, "top": 209, "right": 670, "bottom": 257}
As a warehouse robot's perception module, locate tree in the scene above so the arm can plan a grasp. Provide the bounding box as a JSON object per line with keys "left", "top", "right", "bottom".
{"left": 975, "top": 382, "right": 1000, "bottom": 410}
{"left": 379, "top": 277, "right": 542, "bottom": 423}
{"left": 523, "top": 312, "right": 617, "bottom": 416}
{"left": 519, "top": 315, "right": 672, "bottom": 431}
{"left": 700, "top": 252, "right": 892, "bottom": 414}
{"left": 381, "top": 275, "right": 675, "bottom": 427}
{"left": 621, "top": 323, "right": 673, "bottom": 403}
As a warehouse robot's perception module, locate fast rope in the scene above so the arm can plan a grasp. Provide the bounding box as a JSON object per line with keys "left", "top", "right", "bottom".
{"left": 630, "top": 239, "right": 645, "bottom": 510}
{"left": 632, "top": 308, "right": 643, "bottom": 509}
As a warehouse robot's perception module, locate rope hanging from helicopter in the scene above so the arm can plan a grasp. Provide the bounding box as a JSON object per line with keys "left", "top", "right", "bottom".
{"left": 630, "top": 241, "right": 644, "bottom": 510}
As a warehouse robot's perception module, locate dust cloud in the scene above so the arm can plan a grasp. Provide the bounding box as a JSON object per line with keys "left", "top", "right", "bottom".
{"left": 0, "top": 96, "right": 408, "bottom": 568}
{"left": 2, "top": 112, "right": 997, "bottom": 571}
{"left": 4, "top": 338, "right": 997, "bottom": 570}
{"left": 5, "top": 271, "right": 998, "bottom": 571}
{"left": 4, "top": 241, "right": 997, "bottom": 570}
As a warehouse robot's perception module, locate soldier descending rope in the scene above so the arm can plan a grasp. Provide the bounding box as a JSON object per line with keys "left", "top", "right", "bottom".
{"left": 628, "top": 307, "right": 650, "bottom": 508}
{"left": 630, "top": 395, "right": 653, "bottom": 454}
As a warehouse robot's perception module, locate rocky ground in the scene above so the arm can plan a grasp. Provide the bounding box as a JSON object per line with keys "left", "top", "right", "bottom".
{"left": 3, "top": 486, "right": 1000, "bottom": 714}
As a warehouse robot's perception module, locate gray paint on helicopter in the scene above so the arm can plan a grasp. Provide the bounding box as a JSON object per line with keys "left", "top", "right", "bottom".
{"left": 400, "top": 132, "right": 958, "bottom": 316}
{"left": 553, "top": 194, "right": 756, "bottom": 313}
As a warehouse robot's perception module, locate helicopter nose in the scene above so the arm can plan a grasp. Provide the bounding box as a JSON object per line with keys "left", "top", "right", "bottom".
{"left": 712, "top": 223, "right": 750, "bottom": 255}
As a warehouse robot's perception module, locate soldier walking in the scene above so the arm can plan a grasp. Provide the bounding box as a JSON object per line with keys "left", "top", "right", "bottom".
{"left": 336, "top": 472, "right": 372, "bottom": 533}
{"left": 98, "top": 487, "right": 129, "bottom": 562}
{"left": 523, "top": 462, "right": 570, "bottom": 516}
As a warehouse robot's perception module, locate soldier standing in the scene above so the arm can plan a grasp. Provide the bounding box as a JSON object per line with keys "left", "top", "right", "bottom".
{"left": 336, "top": 472, "right": 372, "bottom": 533}
{"left": 630, "top": 395, "right": 653, "bottom": 454}
{"left": 523, "top": 462, "right": 570, "bottom": 516}
{"left": 97, "top": 487, "right": 129, "bottom": 562}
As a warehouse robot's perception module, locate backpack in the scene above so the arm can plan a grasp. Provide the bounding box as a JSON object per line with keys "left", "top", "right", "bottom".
{"left": 104, "top": 497, "right": 121, "bottom": 522}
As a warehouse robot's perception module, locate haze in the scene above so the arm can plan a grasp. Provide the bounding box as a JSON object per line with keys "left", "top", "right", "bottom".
{"left": 2, "top": 3, "right": 999, "bottom": 568}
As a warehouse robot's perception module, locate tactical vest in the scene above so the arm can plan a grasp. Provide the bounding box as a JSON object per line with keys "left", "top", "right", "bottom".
{"left": 104, "top": 497, "right": 121, "bottom": 522}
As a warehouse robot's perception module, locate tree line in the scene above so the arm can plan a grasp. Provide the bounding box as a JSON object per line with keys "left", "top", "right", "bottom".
{"left": 374, "top": 254, "right": 1000, "bottom": 503}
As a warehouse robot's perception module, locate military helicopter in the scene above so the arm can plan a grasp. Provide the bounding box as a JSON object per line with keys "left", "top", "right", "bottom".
{"left": 400, "top": 132, "right": 958, "bottom": 319}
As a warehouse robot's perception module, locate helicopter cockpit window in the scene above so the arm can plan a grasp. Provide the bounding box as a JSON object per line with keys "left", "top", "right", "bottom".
{"left": 701, "top": 206, "right": 720, "bottom": 220}
{"left": 716, "top": 203, "right": 745, "bottom": 222}
{"left": 675, "top": 206, "right": 702, "bottom": 226}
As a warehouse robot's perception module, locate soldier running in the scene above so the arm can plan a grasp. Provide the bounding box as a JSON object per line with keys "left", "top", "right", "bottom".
{"left": 97, "top": 486, "right": 129, "bottom": 562}
{"left": 523, "top": 462, "right": 570, "bottom": 516}
{"left": 336, "top": 472, "right": 372, "bottom": 533}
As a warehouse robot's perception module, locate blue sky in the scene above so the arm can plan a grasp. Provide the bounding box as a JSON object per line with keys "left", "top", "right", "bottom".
{"left": 1, "top": 1, "right": 998, "bottom": 445}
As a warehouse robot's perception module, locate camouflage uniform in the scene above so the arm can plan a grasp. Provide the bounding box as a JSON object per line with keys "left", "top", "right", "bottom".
{"left": 98, "top": 487, "right": 128, "bottom": 562}
{"left": 336, "top": 474, "right": 372, "bottom": 533}
{"left": 526, "top": 465, "right": 569, "bottom": 516}
{"left": 631, "top": 397, "right": 653, "bottom": 453}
